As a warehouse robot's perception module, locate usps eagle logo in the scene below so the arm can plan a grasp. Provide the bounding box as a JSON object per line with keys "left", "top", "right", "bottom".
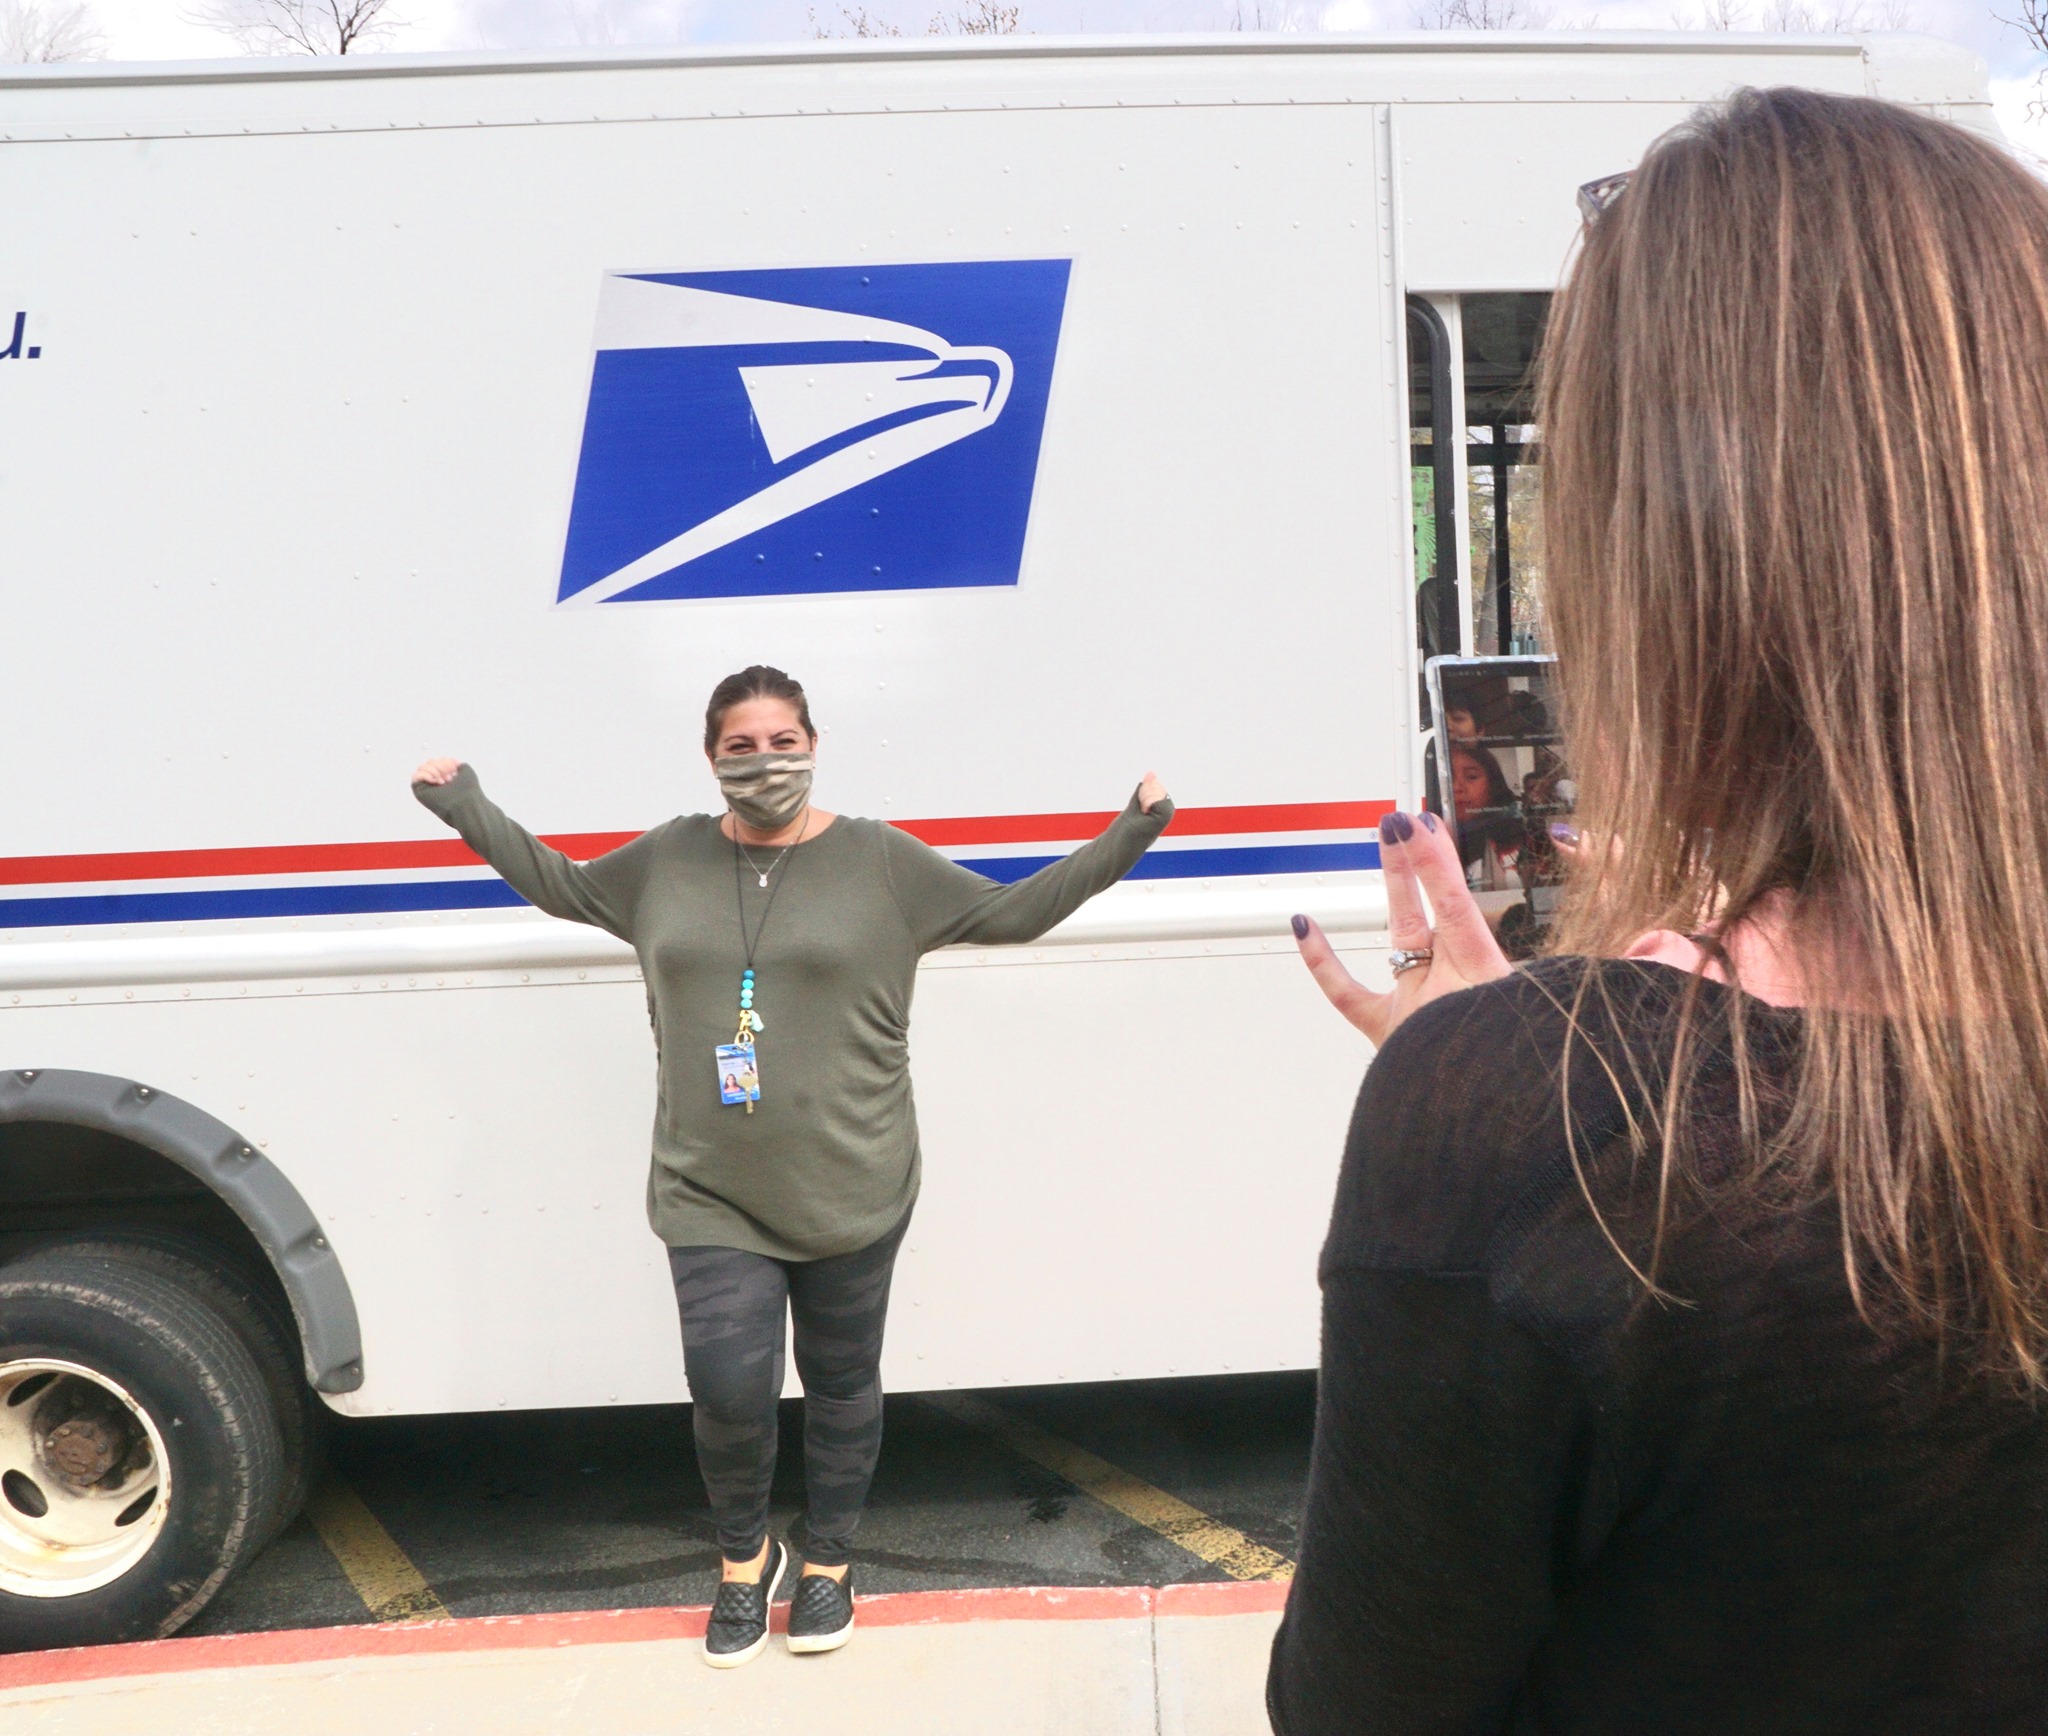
{"left": 556, "top": 260, "right": 1072, "bottom": 605}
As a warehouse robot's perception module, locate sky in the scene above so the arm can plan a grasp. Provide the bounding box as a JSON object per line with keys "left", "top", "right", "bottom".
{"left": 69, "top": 0, "right": 2048, "bottom": 153}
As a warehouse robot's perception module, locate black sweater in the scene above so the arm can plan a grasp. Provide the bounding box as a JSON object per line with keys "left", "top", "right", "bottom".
{"left": 1268, "top": 960, "right": 2048, "bottom": 1735}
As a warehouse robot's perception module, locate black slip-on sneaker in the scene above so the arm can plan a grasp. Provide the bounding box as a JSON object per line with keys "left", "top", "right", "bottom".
{"left": 703, "top": 1539, "right": 788, "bottom": 1669}
{"left": 785, "top": 1567, "right": 855, "bottom": 1654}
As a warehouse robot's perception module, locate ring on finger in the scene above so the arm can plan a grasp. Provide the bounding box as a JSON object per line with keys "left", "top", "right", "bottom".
{"left": 1389, "top": 947, "right": 1434, "bottom": 977}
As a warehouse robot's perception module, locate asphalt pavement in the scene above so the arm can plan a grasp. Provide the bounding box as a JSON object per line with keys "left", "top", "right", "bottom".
{"left": 185, "top": 1370, "right": 1317, "bottom": 1637}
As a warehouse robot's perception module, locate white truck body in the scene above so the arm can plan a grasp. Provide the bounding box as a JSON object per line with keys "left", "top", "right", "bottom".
{"left": 0, "top": 32, "right": 1994, "bottom": 1418}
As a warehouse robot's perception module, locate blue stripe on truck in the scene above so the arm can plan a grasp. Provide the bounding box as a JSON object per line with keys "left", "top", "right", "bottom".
{"left": 0, "top": 879, "right": 530, "bottom": 929}
{"left": 0, "top": 841, "right": 1383, "bottom": 930}
{"left": 968, "top": 841, "right": 1383, "bottom": 884}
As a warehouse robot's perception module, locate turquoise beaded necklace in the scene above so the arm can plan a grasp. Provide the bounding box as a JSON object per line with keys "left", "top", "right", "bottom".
{"left": 730, "top": 809, "right": 809, "bottom": 1115}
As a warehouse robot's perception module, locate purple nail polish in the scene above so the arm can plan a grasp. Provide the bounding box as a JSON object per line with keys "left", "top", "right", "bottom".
{"left": 1549, "top": 820, "right": 1580, "bottom": 845}
{"left": 1291, "top": 914, "right": 1310, "bottom": 940}
{"left": 1419, "top": 811, "right": 1439, "bottom": 833}
{"left": 1380, "top": 810, "right": 1414, "bottom": 844}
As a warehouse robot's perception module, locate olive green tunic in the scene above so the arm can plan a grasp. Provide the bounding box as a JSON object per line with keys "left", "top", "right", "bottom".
{"left": 415, "top": 767, "right": 1172, "bottom": 1260}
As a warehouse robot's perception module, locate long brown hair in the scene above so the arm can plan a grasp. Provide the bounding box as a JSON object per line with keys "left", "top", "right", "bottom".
{"left": 1541, "top": 87, "right": 2048, "bottom": 1383}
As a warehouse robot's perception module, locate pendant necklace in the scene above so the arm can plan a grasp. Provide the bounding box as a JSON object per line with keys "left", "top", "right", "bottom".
{"left": 729, "top": 810, "right": 809, "bottom": 1114}
{"left": 737, "top": 837, "right": 793, "bottom": 889}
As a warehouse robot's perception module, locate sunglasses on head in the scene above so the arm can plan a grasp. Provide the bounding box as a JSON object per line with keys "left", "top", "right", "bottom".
{"left": 1576, "top": 170, "right": 1633, "bottom": 224}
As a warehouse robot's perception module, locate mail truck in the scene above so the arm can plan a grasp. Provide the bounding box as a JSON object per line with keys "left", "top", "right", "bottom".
{"left": 0, "top": 28, "right": 1995, "bottom": 1641}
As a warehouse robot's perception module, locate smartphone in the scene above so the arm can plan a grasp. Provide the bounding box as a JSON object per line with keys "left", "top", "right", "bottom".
{"left": 1423, "top": 654, "right": 1573, "bottom": 958}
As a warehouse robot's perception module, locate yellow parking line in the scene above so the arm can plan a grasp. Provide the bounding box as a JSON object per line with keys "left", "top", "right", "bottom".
{"left": 305, "top": 1481, "right": 452, "bottom": 1623}
{"left": 924, "top": 1392, "right": 1295, "bottom": 1583}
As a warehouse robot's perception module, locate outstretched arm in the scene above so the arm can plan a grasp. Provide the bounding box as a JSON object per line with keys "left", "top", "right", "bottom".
{"left": 885, "top": 775, "right": 1174, "bottom": 952}
{"left": 411, "top": 759, "right": 654, "bottom": 942}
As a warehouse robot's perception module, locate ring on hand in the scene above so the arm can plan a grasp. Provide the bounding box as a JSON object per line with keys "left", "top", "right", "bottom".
{"left": 1389, "top": 947, "right": 1434, "bottom": 977}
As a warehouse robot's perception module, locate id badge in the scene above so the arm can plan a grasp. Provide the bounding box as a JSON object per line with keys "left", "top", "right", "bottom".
{"left": 715, "top": 1043, "right": 761, "bottom": 1107}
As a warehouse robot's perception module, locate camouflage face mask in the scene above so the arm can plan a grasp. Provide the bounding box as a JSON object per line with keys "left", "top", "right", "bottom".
{"left": 713, "top": 752, "right": 815, "bottom": 831}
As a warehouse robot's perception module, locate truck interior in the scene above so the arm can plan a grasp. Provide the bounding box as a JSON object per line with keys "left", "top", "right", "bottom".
{"left": 1407, "top": 290, "right": 1554, "bottom": 679}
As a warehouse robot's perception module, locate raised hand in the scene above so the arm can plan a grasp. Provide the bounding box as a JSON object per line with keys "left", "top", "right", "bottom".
{"left": 1138, "top": 771, "right": 1169, "bottom": 814}
{"left": 1292, "top": 809, "right": 1513, "bottom": 1045}
{"left": 412, "top": 758, "right": 461, "bottom": 787}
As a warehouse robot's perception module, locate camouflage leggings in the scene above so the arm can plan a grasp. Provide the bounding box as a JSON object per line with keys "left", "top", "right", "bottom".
{"left": 666, "top": 1214, "right": 908, "bottom": 1569}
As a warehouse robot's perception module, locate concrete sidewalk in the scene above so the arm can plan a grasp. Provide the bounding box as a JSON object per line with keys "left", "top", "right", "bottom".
{"left": 0, "top": 1582, "right": 1286, "bottom": 1736}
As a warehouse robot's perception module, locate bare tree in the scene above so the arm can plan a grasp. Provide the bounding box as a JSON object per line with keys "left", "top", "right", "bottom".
{"left": 1668, "top": 0, "right": 1914, "bottom": 23}
{"left": 2004, "top": 0, "right": 2048, "bottom": 116}
{"left": 811, "top": 4, "right": 900, "bottom": 33}
{"left": 552, "top": 1, "right": 622, "bottom": 45}
{"left": 1671, "top": 0, "right": 1746, "bottom": 26}
{"left": 0, "top": 0, "right": 105, "bottom": 61}
{"left": 186, "top": 0, "right": 404, "bottom": 55}
{"left": 930, "top": 1, "right": 1020, "bottom": 31}
{"left": 1417, "top": 0, "right": 1555, "bottom": 27}
{"left": 1751, "top": 0, "right": 1913, "bottom": 26}
{"left": 812, "top": 1, "right": 1021, "bottom": 33}
{"left": 1226, "top": 1, "right": 1316, "bottom": 25}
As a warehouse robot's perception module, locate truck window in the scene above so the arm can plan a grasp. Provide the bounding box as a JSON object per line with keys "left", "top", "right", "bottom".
{"left": 1463, "top": 292, "right": 1552, "bottom": 656}
{"left": 1408, "top": 297, "right": 1459, "bottom": 706}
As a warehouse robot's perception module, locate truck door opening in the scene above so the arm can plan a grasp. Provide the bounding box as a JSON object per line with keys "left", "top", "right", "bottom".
{"left": 1407, "top": 292, "right": 1554, "bottom": 669}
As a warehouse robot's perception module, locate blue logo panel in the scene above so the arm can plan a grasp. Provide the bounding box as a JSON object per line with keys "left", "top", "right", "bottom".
{"left": 557, "top": 259, "right": 1071, "bottom": 605}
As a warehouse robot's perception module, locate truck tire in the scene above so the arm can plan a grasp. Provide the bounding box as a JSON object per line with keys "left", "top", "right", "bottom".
{"left": 28, "top": 1232, "right": 326, "bottom": 1545}
{"left": 0, "top": 1246, "right": 286, "bottom": 1650}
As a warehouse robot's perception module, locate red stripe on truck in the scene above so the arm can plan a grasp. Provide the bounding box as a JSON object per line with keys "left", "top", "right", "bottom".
{"left": 0, "top": 834, "right": 641, "bottom": 888}
{"left": 0, "top": 801, "right": 1392, "bottom": 888}
{"left": 893, "top": 799, "right": 1392, "bottom": 846}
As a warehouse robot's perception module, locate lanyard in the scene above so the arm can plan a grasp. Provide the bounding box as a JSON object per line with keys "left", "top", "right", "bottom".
{"left": 728, "top": 811, "right": 808, "bottom": 1113}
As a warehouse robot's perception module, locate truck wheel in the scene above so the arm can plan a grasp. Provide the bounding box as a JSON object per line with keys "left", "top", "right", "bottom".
{"left": 37, "top": 1233, "right": 326, "bottom": 1543}
{"left": 0, "top": 1247, "right": 286, "bottom": 1650}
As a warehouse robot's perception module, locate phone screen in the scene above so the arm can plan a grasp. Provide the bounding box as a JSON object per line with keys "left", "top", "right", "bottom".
{"left": 1424, "top": 655, "right": 1574, "bottom": 959}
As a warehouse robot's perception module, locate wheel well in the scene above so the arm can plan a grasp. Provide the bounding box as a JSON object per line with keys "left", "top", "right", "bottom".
{"left": 0, "top": 1118, "right": 272, "bottom": 1253}
{"left": 0, "top": 1071, "right": 363, "bottom": 1394}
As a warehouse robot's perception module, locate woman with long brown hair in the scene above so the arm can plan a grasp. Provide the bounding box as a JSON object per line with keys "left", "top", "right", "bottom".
{"left": 1270, "top": 89, "right": 2048, "bottom": 1731}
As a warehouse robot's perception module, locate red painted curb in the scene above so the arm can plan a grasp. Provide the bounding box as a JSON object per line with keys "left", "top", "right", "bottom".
{"left": 0, "top": 1605, "right": 703, "bottom": 1692}
{"left": 856, "top": 1583, "right": 1155, "bottom": 1629}
{"left": 0, "top": 1579, "right": 1291, "bottom": 1693}
{"left": 1156, "top": 1579, "right": 1292, "bottom": 1618}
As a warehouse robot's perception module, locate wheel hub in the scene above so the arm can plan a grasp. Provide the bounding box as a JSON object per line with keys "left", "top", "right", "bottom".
{"left": 43, "top": 1413, "right": 128, "bottom": 1487}
{"left": 0, "top": 1360, "right": 172, "bottom": 1598}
